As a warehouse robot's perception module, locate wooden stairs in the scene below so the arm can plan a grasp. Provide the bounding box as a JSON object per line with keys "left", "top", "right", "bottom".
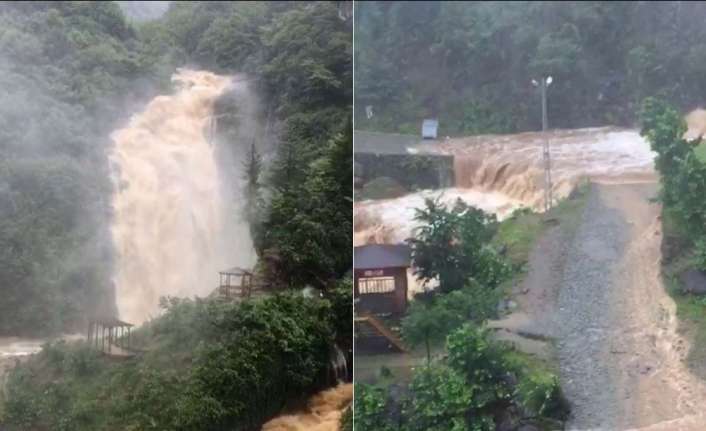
{"left": 355, "top": 313, "right": 407, "bottom": 353}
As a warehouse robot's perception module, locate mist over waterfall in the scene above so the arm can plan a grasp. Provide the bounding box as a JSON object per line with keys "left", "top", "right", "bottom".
{"left": 109, "top": 69, "right": 255, "bottom": 324}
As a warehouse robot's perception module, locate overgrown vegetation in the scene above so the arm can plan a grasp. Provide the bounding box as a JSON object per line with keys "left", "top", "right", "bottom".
{"left": 2, "top": 283, "right": 352, "bottom": 430}
{"left": 0, "top": 1, "right": 159, "bottom": 335}
{"left": 0, "top": 1, "right": 351, "bottom": 331}
{"left": 0, "top": 1, "right": 352, "bottom": 429}
{"left": 356, "top": 1, "right": 706, "bottom": 136}
{"left": 363, "top": 197, "right": 570, "bottom": 430}
{"left": 640, "top": 98, "right": 706, "bottom": 377}
{"left": 355, "top": 324, "right": 569, "bottom": 431}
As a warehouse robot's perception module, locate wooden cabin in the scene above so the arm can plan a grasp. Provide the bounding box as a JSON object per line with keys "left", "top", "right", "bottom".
{"left": 354, "top": 244, "right": 411, "bottom": 315}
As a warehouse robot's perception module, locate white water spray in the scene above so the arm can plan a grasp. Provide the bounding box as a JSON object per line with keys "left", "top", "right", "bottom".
{"left": 109, "top": 69, "right": 254, "bottom": 324}
{"left": 355, "top": 127, "right": 657, "bottom": 246}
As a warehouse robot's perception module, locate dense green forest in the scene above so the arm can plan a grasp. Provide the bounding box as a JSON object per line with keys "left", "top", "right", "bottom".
{"left": 355, "top": 1, "right": 706, "bottom": 136}
{"left": 1, "top": 1, "right": 352, "bottom": 429}
{"left": 0, "top": 1, "right": 158, "bottom": 334}
{"left": 0, "top": 0, "right": 351, "bottom": 335}
{"left": 2, "top": 285, "right": 352, "bottom": 430}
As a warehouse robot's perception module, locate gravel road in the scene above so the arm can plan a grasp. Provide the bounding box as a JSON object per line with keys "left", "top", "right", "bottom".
{"left": 555, "top": 183, "right": 706, "bottom": 430}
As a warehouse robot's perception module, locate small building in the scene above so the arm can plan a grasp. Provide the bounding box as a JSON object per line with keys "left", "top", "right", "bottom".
{"left": 218, "top": 267, "right": 256, "bottom": 299}
{"left": 353, "top": 130, "right": 455, "bottom": 191}
{"left": 422, "top": 119, "right": 439, "bottom": 139}
{"left": 354, "top": 244, "right": 410, "bottom": 315}
{"left": 87, "top": 318, "right": 135, "bottom": 357}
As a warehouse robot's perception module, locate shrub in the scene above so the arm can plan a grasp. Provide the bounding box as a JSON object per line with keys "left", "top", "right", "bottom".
{"left": 353, "top": 384, "right": 395, "bottom": 431}
{"left": 405, "top": 365, "right": 476, "bottom": 431}
{"left": 516, "top": 372, "right": 570, "bottom": 420}
{"left": 446, "top": 324, "right": 515, "bottom": 409}
{"left": 63, "top": 345, "right": 102, "bottom": 377}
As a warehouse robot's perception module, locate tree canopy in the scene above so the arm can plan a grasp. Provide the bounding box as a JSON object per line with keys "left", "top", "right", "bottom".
{"left": 355, "top": 1, "right": 706, "bottom": 136}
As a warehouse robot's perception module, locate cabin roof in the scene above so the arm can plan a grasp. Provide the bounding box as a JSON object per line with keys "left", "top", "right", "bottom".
{"left": 90, "top": 318, "right": 134, "bottom": 328}
{"left": 354, "top": 244, "right": 411, "bottom": 270}
{"left": 219, "top": 266, "right": 252, "bottom": 275}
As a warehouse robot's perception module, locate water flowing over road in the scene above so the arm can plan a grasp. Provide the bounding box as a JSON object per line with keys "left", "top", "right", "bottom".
{"left": 354, "top": 127, "right": 656, "bottom": 246}
{"left": 554, "top": 184, "right": 706, "bottom": 430}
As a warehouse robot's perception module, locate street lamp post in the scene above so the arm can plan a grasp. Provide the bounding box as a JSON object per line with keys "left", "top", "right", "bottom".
{"left": 532, "top": 76, "right": 553, "bottom": 212}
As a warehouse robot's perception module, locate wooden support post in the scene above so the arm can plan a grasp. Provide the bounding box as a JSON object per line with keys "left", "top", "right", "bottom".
{"left": 128, "top": 327, "right": 131, "bottom": 350}
{"left": 102, "top": 326, "right": 105, "bottom": 352}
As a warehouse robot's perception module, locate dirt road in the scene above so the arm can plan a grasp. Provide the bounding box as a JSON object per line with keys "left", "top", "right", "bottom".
{"left": 554, "top": 183, "right": 706, "bottom": 430}
{"left": 491, "top": 183, "right": 706, "bottom": 429}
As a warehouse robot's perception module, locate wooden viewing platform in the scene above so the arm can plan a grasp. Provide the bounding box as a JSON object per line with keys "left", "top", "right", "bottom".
{"left": 217, "top": 267, "right": 263, "bottom": 300}
{"left": 87, "top": 318, "right": 136, "bottom": 357}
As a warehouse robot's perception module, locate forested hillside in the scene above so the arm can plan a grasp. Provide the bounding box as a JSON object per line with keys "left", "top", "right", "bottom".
{"left": 355, "top": 1, "right": 706, "bottom": 136}
{"left": 1, "top": 1, "right": 352, "bottom": 429}
{"left": 0, "top": 1, "right": 161, "bottom": 334}
{"left": 0, "top": 0, "right": 352, "bottom": 334}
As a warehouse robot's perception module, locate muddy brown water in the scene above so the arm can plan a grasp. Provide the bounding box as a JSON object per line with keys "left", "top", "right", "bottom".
{"left": 261, "top": 383, "right": 352, "bottom": 431}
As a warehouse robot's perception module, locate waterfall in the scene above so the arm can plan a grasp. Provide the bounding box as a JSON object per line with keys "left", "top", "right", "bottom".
{"left": 109, "top": 69, "right": 254, "bottom": 325}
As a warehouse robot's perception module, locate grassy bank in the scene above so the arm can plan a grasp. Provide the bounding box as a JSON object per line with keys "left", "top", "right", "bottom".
{"left": 493, "top": 181, "right": 590, "bottom": 291}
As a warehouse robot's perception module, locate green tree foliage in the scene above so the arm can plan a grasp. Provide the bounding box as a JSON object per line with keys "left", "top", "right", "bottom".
{"left": 401, "top": 284, "right": 500, "bottom": 365}
{"left": 243, "top": 142, "right": 266, "bottom": 253}
{"left": 262, "top": 120, "right": 353, "bottom": 289}
{"left": 0, "top": 1, "right": 352, "bottom": 335}
{"left": 4, "top": 289, "right": 351, "bottom": 430}
{"left": 353, "top": 384, "right": 397, "bottom": 431}
{"left": 355, "top": 323, "right": 569, "bottom": 431}
{"left": 401, "top": 300, "right": 452, "bottom": 364}
{"left": 355, "top": 1, "right": 706, "bottom": 135}
{"left": 404, "top": 365, "right": 474, "bottom": 431}
{"left": 446, "top": 325, "right": 514, "bottom": 414}
{"left": 0, "top": 1, "right": 157, "bottom": 335}
{"left": 639, "top": 98, "right": 706, "bottom": 241}
{"left": 408, "top": 198, "right": 510, "bottom": 293}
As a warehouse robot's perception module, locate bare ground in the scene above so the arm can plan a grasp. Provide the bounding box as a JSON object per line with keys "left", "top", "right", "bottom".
{"left": 493, "top": 183, "right": 706, "bottom": 430}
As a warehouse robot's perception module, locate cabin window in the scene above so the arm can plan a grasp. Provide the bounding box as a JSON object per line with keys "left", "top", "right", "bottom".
{"left": 358, "top": 276, "right": 395, "bottom": 294}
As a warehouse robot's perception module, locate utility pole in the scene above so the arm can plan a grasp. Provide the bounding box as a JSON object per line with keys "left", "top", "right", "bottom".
{"left": 533, "top": 76, "right": 553, "bottom": 212}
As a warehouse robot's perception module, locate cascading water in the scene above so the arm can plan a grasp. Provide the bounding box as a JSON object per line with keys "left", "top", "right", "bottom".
{"left": 329, "top": 344, "right": 349, "bottom": 384}
{"left": 261, "top": 383, "right": 353, "bottom": 431}
{"left": 354, "top": 127, "right": 658, "bottom": 246}
{"left": 109, "top": 69, "right": 254, "bottom": 325}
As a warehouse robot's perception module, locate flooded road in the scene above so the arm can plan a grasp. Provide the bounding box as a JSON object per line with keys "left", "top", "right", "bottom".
{"left": 354, "top": 127, "right": 656, "bottom": 246}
